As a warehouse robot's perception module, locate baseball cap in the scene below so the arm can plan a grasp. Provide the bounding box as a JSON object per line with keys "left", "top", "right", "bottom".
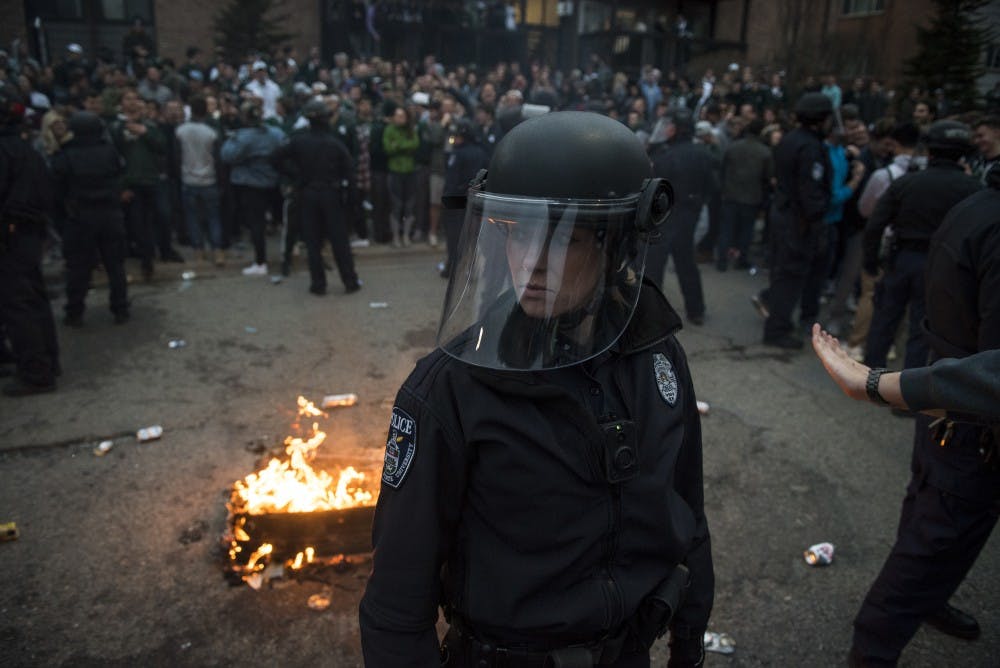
{"left": 67, "top": 43, "right": 84, "bottom": 55}
{"left": 252, "top": 60, "right": 267, "bottom": 72}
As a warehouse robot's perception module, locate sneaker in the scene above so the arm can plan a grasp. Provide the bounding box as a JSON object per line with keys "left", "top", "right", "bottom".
{"left": 750, "top": 292, "right": 770, "bottom": 319}
{"left": 242, "top": 263, "right": 268, "bottom": 276}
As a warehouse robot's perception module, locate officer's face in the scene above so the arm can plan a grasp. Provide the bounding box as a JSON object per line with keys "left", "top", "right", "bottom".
{"left": 505, "top": 222, "right": 603, "bottom": 319}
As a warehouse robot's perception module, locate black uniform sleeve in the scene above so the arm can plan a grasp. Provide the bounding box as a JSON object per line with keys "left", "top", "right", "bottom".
{"left": 900, "top": 352, "right": 1000, "bottom": 419}
{"left": 794, "top": 140, "right": 831, "bottom": 224}
{"left": 359, "top": 380, "right": 468, "bottom": 667}
{"left": 861, "top": 180, "right": 899, "bottom": 274}
{"left": 269, "top": 138, "right": 297, "bottom": 181}
{"left": 976, "top": 223, "right": 1000, "bottom": 353}
{"left": 668, "top": 341, "right": 714, "bottom": 640}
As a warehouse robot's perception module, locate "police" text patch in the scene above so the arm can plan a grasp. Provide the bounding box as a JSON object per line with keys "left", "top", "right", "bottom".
{"left": 382, "top": 407, "right": 417, "bottom": 488}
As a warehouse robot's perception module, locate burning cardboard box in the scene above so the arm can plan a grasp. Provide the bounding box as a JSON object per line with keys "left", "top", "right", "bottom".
{"left": 224, "top": 397, "right": 378, "bottom": 586}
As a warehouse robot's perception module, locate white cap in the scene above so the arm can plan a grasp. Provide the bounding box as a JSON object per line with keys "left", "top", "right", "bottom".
{"left": 67, "top": 43, "right": 83, "bottom": 54}
{"left": 311, "top": 81, "right": 328, "bottom": 93}
{"left": 695, "top": 120, "right": 713, "bottom": 136}
{"left": 252, "top": 60, "right": 267, "bottom": 71}
{"left": 410, "top": 91, "right": 430, "bottom": 106}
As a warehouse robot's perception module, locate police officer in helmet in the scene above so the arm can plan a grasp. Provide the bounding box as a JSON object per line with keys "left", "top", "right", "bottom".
{"left": 861, "top": 119, "right": 981, "bottom": 371}
{"left": 439, "top": 117, "right": 488, "bottom": 279}
{"left": 51, "top": 111, "right": 130, "bottom": 327}
{"left": 758, "top": 92, "right": 834, "bottom": 349}
{"left": 0, "top": 86, "right": 59, "bottom": 395}
{"left": 272, "top": 98, "right": 361, "bottom": 295}
{"left": 360, "top": 111, "right": 714, "bottom": 667}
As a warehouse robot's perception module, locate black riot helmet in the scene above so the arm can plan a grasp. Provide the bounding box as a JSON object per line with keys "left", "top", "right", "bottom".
{"left": 302, "top": 98, "right": 332, "bottom": 123}
{"left": 436, "top": 111, "right": 673, "bottom": 371}
{"left": 68, "top": 110, "right": 104, "bottom": 142}
{"left": 924, "top": 119, "right": 973, "bottom": 161}
{"left": 794, "top": 92, "right": 834, "bottom": 125}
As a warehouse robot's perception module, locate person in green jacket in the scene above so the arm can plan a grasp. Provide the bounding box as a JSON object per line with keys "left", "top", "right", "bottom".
{"left": 382, "top": 106, "right": 420, "bottom": 247}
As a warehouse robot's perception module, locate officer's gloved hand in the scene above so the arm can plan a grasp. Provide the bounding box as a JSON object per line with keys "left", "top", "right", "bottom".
{"left": 667, "top": 631, "right": 705, "bottom": 668}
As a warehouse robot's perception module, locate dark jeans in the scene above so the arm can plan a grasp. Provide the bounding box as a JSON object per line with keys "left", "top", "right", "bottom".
{"left": 63, "top": 211, "right": 129, "bottom": 318}
{"left": 864, "top": 249, "right": 929, "bottom": 370}
{"left": 124, "top": 184, "right": 159, "bottom": 270}
{"left": 388, "top": 171, "right": 417, "bottom": 241}
{"left": 696, "top": 191, "right": 721, "bottom": 254}
{"left": 645, "top": 202, "right": 705, "bottom": 318}
{"left": 799, "top": 224, "right": 837, "bottom": 326}
{"left": 0, "top": 227, "right": 59, "bottom": 385}
{"left": 763, "top": 207, "right": 828, "bottom": 341}
{"left": 441, "top": 208, "right": 464, "bottom": 277}
{"left": 371, "top": 170, "right": 391, "bottom": 243}
{"left": 300, "top": 186, "right": 359, "bottom": 291}
{"left": 235, "top": 185, "right": 272, "bottom": 265}
{"left": 851, "top": 416, "right": 999, "bottom": 665}
{"left": 181, "top": 184, "right": 222, "bottom": 250}
{"left": 717, "top": 200, "right": 758, "bottom": 266}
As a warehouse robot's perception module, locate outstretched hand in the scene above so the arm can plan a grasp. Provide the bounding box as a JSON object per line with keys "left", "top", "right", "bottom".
{"left": 811, "top": 323, "right": 870, "bottom": 402}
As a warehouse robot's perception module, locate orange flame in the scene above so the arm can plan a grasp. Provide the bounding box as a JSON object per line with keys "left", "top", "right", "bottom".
{"left": 227, "top": 397, "right": 377, "bottom": 586}
{"left": 231, "top": 397, "right": 375, "bottom": 515}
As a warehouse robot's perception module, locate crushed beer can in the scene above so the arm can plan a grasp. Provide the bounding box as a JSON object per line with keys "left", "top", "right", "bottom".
{"left": 1, "top": 522, "right": 19, "bottom": 541}
{"left": 322, "top": 393, "right": 358, "bottom": 408}
{"left": 136, "top": 425, "right": 163, "bottom": 442}
{"left": 244, "top": 326, "right": 258, "bottom": 334}
{"left": 369, "top": 302, "right": 389, "bottom": 309}
{"left": 804, "top": 542, "right": 835, "bottom": 566}
{"left": 168, "top": 339, "right": 187, "bottom": 349}
{"left": 696, "top": 400, "right": 710, "bottom": 415}
{"left": 94, "top": 440, "right": 114, "bottom": 456}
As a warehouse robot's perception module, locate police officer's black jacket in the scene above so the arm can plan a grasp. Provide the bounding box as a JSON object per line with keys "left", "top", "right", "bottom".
{"left": 0, "top": 126, "right": 52, "bottom": 226}
{"left": 649, "top": 138, "right": 715, "bottom": 210}
{"left": 270, "top": 126, "right": 355, "bottom": 190}
{"left": 50, "top": 130, "right": 124, "bottom": 215}
{"left": 360, "top": 281, "right": 713, "bottom": 665}
{"left": 772, "top": 126, "right": 831, "bottom": 224}
{"left": 443, "top": 141, "right": 488, "bottom": 199}
{"left": 918, "top": 167, "right": 1000, "bottom": 502}
{"left": 862, "top": 158, "right": 981, "bottom": 274}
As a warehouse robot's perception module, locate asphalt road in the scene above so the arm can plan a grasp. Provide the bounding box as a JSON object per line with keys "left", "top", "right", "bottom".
{"left": 1, "top": 239, "right": 997, "bottom": 667}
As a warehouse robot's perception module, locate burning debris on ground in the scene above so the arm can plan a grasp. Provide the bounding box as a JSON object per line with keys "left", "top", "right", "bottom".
{"left": 222, "top": 396, "right": 378, "bottom": 589}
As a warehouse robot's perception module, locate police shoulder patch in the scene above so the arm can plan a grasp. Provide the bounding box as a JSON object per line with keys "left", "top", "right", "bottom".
{"left": 811, "top": 161, "right": 824, "bottom": 181}
{"left": 382, "top": 406, "right": 417, "bottom": 489}
{"left": 653, "top": 353, "right": 678, "bottom": 406}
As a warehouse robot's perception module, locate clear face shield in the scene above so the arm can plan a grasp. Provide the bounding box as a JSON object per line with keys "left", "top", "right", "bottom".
{"left": 436, "top": 189, "right": 651, "bottom": 371}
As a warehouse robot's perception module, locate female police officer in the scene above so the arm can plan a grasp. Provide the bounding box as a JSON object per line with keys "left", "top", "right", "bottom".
{"left": 360, "top": 111, "right": 713, "bottom": 667}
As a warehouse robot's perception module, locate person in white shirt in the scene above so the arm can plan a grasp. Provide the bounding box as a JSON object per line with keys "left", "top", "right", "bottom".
{"left": 244, "top": 61, "right": 281, "bottom": 120}
{"left": 175, "top": 96, "right": 224, "bottom": 265}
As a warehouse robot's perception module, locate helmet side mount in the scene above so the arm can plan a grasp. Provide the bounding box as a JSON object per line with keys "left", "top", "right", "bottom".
{"left": 636, "top": 178, "right": 673, "bottom": 238}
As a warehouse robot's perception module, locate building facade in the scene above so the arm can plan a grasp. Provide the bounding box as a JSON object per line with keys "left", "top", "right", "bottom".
{"left": 2, "top": 0, "right": 995, "bottom": 96}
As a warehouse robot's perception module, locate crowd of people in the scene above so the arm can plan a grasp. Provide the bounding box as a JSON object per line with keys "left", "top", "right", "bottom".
{"left": 0, "top": 37, "right": 997, "bottom": 379}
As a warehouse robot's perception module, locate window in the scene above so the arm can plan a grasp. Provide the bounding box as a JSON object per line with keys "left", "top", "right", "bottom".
{"left": 100, "top": 0, "right": 153, "bottom": 22}
{"left": 843, "top": 0, "right": 885, "bottom": 15}
{"left": 32, "top": 0, "right": 84, "bottom": 20}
